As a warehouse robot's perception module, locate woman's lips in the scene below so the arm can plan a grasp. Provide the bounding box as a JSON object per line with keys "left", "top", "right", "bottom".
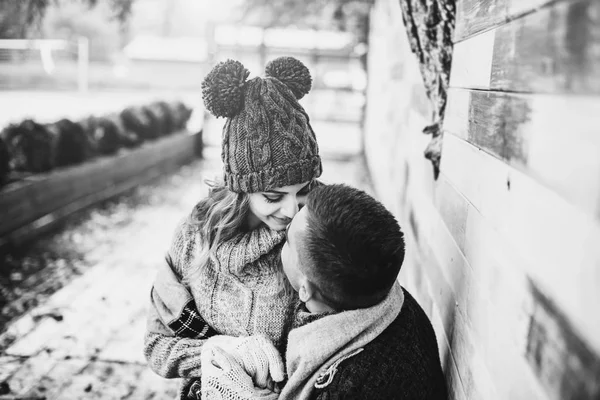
{"left": 273, "top": 216, "right": 292, "bottom": 225}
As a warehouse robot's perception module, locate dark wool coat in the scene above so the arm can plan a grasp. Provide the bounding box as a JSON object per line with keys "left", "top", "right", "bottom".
{"left": 311, "top": 288, "right": 448, "bottom": 400}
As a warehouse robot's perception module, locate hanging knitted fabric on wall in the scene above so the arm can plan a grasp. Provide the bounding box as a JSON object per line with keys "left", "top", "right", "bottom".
{"left": 398, "top": 0, "right": 456, "bottom": 179}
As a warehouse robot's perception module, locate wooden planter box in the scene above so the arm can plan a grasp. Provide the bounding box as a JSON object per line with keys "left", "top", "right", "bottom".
{"left": 0, "top": 130, "right": 202, "bottom": 248}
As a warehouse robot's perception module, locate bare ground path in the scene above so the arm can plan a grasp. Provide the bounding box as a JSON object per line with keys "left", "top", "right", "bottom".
{"left": 0, "top": 126, "right": 372, "bottom": 400}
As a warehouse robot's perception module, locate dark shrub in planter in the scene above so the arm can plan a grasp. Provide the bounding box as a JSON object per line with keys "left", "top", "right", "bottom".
{"left": 159, "top": 101, "right": 176, "bottom": 134}
{"left": 170, "top": 101, "right": 193, "bottom": 131}
{"left": 122, "top": 106, "right": 160, "bottom": 140}
{"left": 93, "top": 116, "right": 121, "bottom": 155}
{"left": 2, "top": 119, "right": 54, "bottom": 173}
{"left": 0, "top": 136, "right": 11, "bottom": 185}
{"left": 140, "top": 105, "right": 162, "bottom": 139}
{"left": 111, "top": 114, "right": 142, "bottom": 148}
{"left": 148, "top": 101, "right": 174, "bottom": 136}
{"left": 120, "top": 106, "right": 150, "bottom": 142}
{"left": 46, "top": 118, "right": 94, "bottom": 167}
{"left": 78, "top": 115, "right": 101, "bottom": 156}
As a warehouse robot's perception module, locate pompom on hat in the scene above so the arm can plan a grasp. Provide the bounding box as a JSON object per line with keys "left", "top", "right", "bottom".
{"left": 202, "top": 57, "right": 322, "bottom": 193}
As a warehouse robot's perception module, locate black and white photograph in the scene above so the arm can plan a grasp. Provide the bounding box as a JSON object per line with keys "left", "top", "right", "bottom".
{"left": 0, "top": 0, "right": 598, "bottom": 399}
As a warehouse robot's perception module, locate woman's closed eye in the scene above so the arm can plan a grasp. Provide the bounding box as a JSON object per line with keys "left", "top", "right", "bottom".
{"left": 262, "top": 182, "right": 311, "bottom": 204}
{"left": 263, "top": 194, "right": 283, "bottom": 203}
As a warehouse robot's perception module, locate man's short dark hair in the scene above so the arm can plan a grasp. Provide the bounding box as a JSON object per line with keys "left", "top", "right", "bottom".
{"left": 303, "top": 184, "right": 405, "bottom": 310}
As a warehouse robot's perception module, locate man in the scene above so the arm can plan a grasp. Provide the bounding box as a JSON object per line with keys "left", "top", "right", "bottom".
{"left": 202, "top": 184, "right": 448, "bottom": 399}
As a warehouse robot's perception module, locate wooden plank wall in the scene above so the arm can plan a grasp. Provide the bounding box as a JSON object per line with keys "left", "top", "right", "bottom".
{"left": 365, "top": 0, "right": 600, "bottom": 398}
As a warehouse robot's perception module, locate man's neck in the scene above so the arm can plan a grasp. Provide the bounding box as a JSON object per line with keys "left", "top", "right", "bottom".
{"left": 305, "top": 299, "right": 337, "bottom": 314}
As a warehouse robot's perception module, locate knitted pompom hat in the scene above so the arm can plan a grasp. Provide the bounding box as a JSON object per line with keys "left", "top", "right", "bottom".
{"left": 202, "top": 57, "right": 322, "bottom": 193}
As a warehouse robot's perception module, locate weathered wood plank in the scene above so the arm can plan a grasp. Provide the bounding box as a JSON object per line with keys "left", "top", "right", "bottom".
{"left": 444, "top": 342, "right": 468, "bottom": 400}
{"left": 404, "top": 186, "right": 469, "bottom": 339}
{"left": 458, "top": 185, "right": 562, "bottom": 400}
{"left": 429, "top": 300, "right": 450, "bottom": 368}
{"left": 434, "top": 177, "right": 469, "bottom": 253}
{"left": 491, "top": 0, "right": 600, "bottom": 94}
{"left": 449, "top": 310, "right": 499, "bottom": 400}
{"left": 413, "top": 148, "right": 600, "bottom": 399}
{"left": 444, "top": 88, "right": 600, "bottom": 220}
{"left": 413, "top": 174, "right": 557, "bottom": 399}
{"left": 452, "top": 0, "right": 600, "bottom": 93}
{"left": 416, "top": 184, "right": 472, "bottom": 303}
{"left": 416, "top": 169, "right": 594, "bottom": 398}
{"left": 449, "top": 30, "right": 495, "bottom": 90}
{"left": 403, "top": 234, "right": 466, "bottom": 400}
{"left": 454, "top": 0, "right": 556, "bottom": 42}
{"left": 405, "top": 192, "right": 509, "bottom": 399}
{"left": 526, "top": 281, "right": 600, "bottom": 399}
{"left": 441, "top": 133, "right": 600, "bottom": 354}
{"left": 460, "top": 193, "right": 534, "bottom": 352}
{"left": 464, "top": 241, "right": 598, "bottom": 400}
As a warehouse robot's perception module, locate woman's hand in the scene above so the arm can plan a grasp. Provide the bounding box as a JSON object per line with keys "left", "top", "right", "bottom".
{"left": 201, "top": 335, "right": 285, "bottom": 394}
{"left": 200, "top": 336, "right": 283, "bottom": 399}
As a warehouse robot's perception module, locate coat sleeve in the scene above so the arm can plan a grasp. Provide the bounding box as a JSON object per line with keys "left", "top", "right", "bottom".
{"left": 143, "top": 306, "right": 209, "bottom": 378}
{"left": 143, "top": 220, "right": 217, "bottom": 379}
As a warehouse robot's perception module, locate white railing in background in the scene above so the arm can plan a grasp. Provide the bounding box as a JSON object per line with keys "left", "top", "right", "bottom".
{"left": 0, "top": 37, "right": 89, "bottom": 92}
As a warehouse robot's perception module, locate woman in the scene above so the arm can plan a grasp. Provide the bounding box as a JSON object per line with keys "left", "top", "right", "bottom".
{"left": 143, "top": 56, "right": 322, "bottom": 399}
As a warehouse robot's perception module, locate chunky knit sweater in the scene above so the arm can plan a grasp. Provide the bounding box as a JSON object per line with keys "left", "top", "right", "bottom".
{"left": 144, "top": 220, "right": 297, "bottom": 394}
{"left": 310, "top": 288, "right": 448, "bottom": 400}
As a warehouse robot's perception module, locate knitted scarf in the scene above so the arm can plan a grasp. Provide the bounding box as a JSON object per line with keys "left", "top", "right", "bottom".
{"left": 279, "top": 282, "right": 405, "bottom": 400}
{"left": 152, "top": 223, "right": 289, "bottom": 341}
{"left": 213, "top": 224, "right": 286, "bottom": 277}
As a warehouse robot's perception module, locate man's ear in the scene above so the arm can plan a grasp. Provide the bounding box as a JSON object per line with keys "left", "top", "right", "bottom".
{"left": 298, "top": 284, "right": 309, "bottom": 303}
{"left": 298, "top": 276, "right": 317, "bottom": 303}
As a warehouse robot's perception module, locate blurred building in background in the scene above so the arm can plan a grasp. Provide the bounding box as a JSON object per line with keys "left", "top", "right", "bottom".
{"left": 0, "top": 0, "right": 365, "bottom": 127}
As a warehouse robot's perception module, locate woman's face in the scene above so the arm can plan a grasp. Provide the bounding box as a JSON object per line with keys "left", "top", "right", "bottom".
{"left": 247, "top": 181, "right": 312, "bottom": 231}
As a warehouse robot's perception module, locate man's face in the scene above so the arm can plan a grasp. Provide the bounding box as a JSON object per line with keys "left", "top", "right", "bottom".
{"left": 281, "top": 206, "right": 310, "bottom": 292}
{"left": 247, "top": 181, "right": 311, "bottom": 231}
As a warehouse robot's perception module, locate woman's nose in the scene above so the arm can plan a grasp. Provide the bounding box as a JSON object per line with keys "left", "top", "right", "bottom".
{"left": 280, "top": 196, "right": 299, "bottom": 218}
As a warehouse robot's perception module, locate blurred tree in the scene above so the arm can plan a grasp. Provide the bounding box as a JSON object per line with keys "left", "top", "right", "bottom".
{"left": 42, "top": 2, "right": 121, "bottom": 62}
{"left": 0, "top": 0, "right": 134, "bottom": 39}
{"left": 0, "top": 1, "right": 50, "bottom": 39}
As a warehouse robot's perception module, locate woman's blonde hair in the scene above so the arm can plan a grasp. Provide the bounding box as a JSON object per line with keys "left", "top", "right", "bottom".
{"left": 183, "top": 178, "right": 321, "bottom": 297}
{"left": 182, "top": 179, "right": 250, "bottom": 284}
